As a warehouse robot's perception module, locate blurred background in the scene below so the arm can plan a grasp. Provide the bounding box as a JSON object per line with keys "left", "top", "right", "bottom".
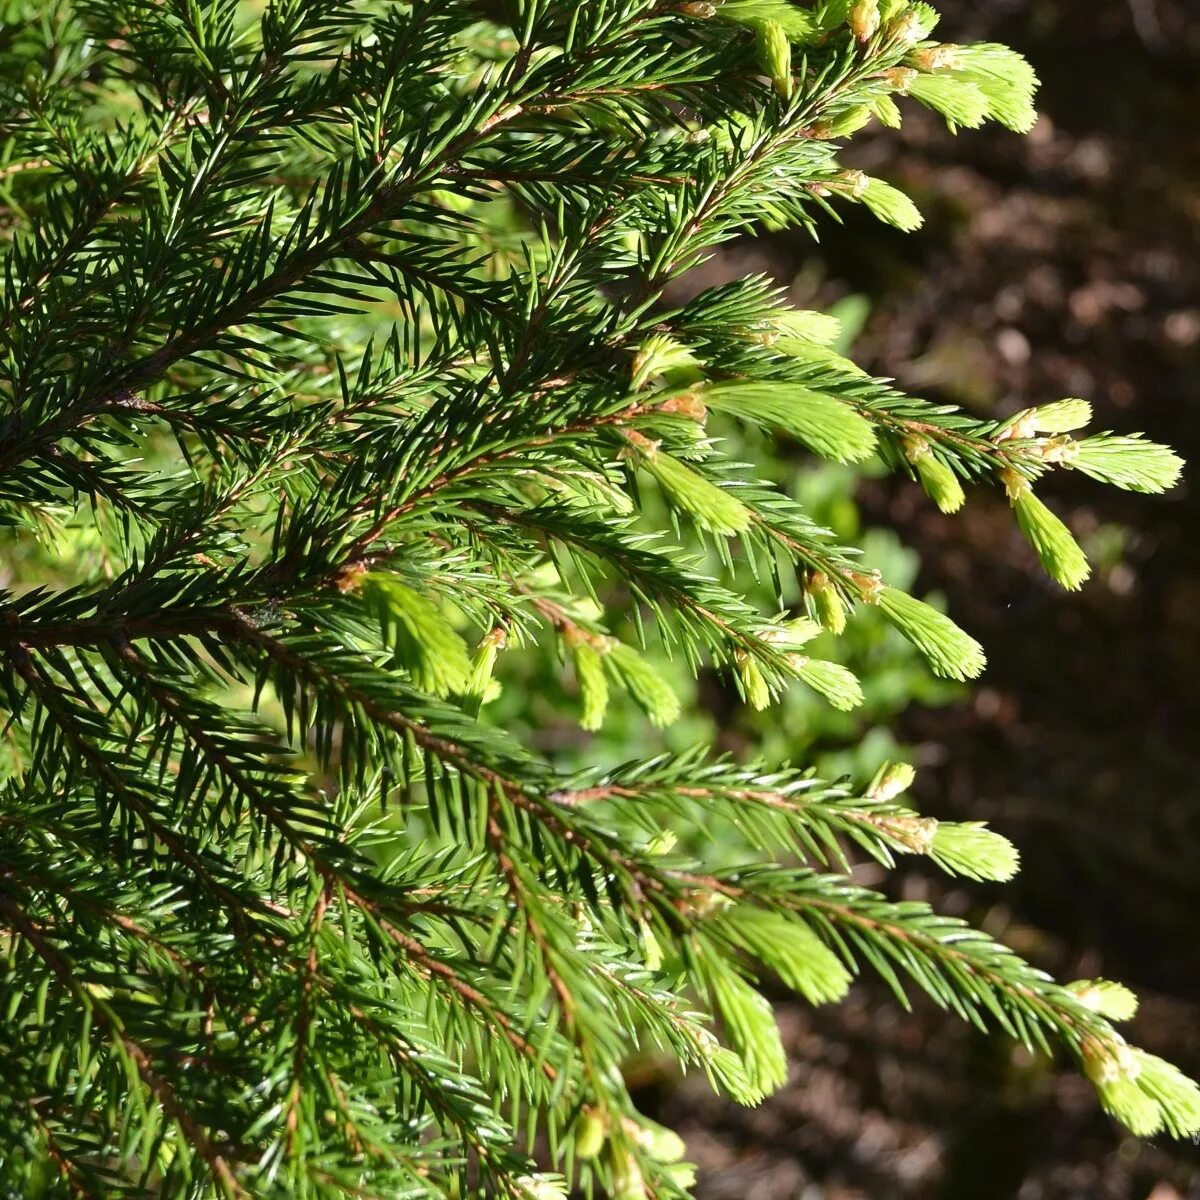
{"left": 641, "top": 1, "right": 1200, "bottom": 1195}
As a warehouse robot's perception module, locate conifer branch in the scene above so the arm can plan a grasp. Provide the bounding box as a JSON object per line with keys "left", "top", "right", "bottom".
{"left": 0, "top": 2, "right": 1193, "bottom": 1192}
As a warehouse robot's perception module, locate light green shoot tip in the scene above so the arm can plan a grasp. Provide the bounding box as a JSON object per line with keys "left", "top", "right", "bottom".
{"left": 876, "top": 586, "right": 987, "bottom": 680}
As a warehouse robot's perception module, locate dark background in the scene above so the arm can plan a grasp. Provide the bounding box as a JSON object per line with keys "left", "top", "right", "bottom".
{"left": 647, "top": 2, "right": 1200, "bottom": 1196}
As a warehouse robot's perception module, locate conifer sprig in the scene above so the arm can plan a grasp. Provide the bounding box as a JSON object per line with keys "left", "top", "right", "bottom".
{"left": 0, "top": 1, "right": 1193, "bottom": 1195}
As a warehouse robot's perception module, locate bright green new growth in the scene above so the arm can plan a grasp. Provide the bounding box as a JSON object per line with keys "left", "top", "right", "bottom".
{"left": 704, "top": 380, "right": 878, "bottom": 463}
{"left": 570, "top": 637, "right": 611, "bottom": 732}
{"left": 1084, "top": 1044, "right": 1200, "bottom": 1140}
{"left": 719, "top": 906, "right": 853, "bottom": 1004}
{"left": 858, "top": 174, "right": 925, "bottom": 230}
{"left": 1069, "top": 433, "right": 1186, "bottom": 494}
{"left": 770, "top": 307, "right": 843, "bottom": 346}
{"left": 1004, "top": 472, "right": 1093, "bottom": 591}
{"left": 638, "top": 446, "right": 755, "bottom": 536}
{"left": 791, "top": 655, "right": 864, "bottom": 710}
{"left": 949, "top": 43, "right": 1040, "bottom": 133}
{"left": 1067, "top": 979, "right": 1140, "bottom": 1022}
{"left": 717, "top": 0, "right": 818, "bottom": 40}
{"left": 876, "top": 586, "right": 988, "bottom": 680}
{"left": 905, "top": 436, "right": 966, "bottom": 513}
{"left": 1030, "top": 397, "right": 1093, "bottom": 432}
{"left": 756, "top": 19, "right": 794, "bottom": 100}
{"left": 606, "top": 641, "right": 685, "bottom": 728}
{"left": 929, "top": 820, "right": 1020, "bottom": 882}
{"left": 0, "top": 0, "right": 1194, "bottom": 1196}
{"left": 366, "top": 574, "right": 475, "bottom": 696}
{"left": 906, "top": 71, "right": 991, "bottom": 128}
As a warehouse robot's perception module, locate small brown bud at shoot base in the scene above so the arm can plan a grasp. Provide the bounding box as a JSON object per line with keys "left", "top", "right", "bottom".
{"left": 885, "top": 66, "right": 918, "bottom": 91}
{"left": 621, "top": 428, "right": 660, "bottom": 461}
{"left": 912, "top": 43, "right": 962, "bottom": 71}
{"left": 657, "top": 392, "right": 708, "bottom": 422}
{"left": 838, "top": 169, "right": 870, "bottom": 197}
{"left": 335, "top": 561, "right": 371, "bottom": 594}
{"left": 850, "top": 0, "right": 881, "bottom": 43}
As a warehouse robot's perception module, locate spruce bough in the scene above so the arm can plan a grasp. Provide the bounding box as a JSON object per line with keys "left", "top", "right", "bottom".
{"left": 0, "top": 0, "right": 1192, "bottom": 1195}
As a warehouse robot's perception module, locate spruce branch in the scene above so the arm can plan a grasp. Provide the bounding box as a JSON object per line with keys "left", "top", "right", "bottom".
{"left": 0, "top": 1, "right": 1194, "bottom": 1193}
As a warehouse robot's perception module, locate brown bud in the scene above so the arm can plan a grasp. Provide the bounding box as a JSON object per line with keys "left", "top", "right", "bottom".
{"left": 334, "top": 561, "right": 370, "bottom": 594}
{"left": 884, "top": 66, "right": 918, "bottom": 91}
{"left": 657, "top": 392, "right": 708, "bottom": 423}
{"left": 849, "top": 0, "right": 881, "bottom": 42}
{"left": 911, "top": 43, "right": 961, "bottom": 71}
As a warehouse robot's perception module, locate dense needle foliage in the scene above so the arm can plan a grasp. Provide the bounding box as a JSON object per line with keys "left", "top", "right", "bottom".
{"left": 0, "top": 0, "right": 1195, "bottom": 1196}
